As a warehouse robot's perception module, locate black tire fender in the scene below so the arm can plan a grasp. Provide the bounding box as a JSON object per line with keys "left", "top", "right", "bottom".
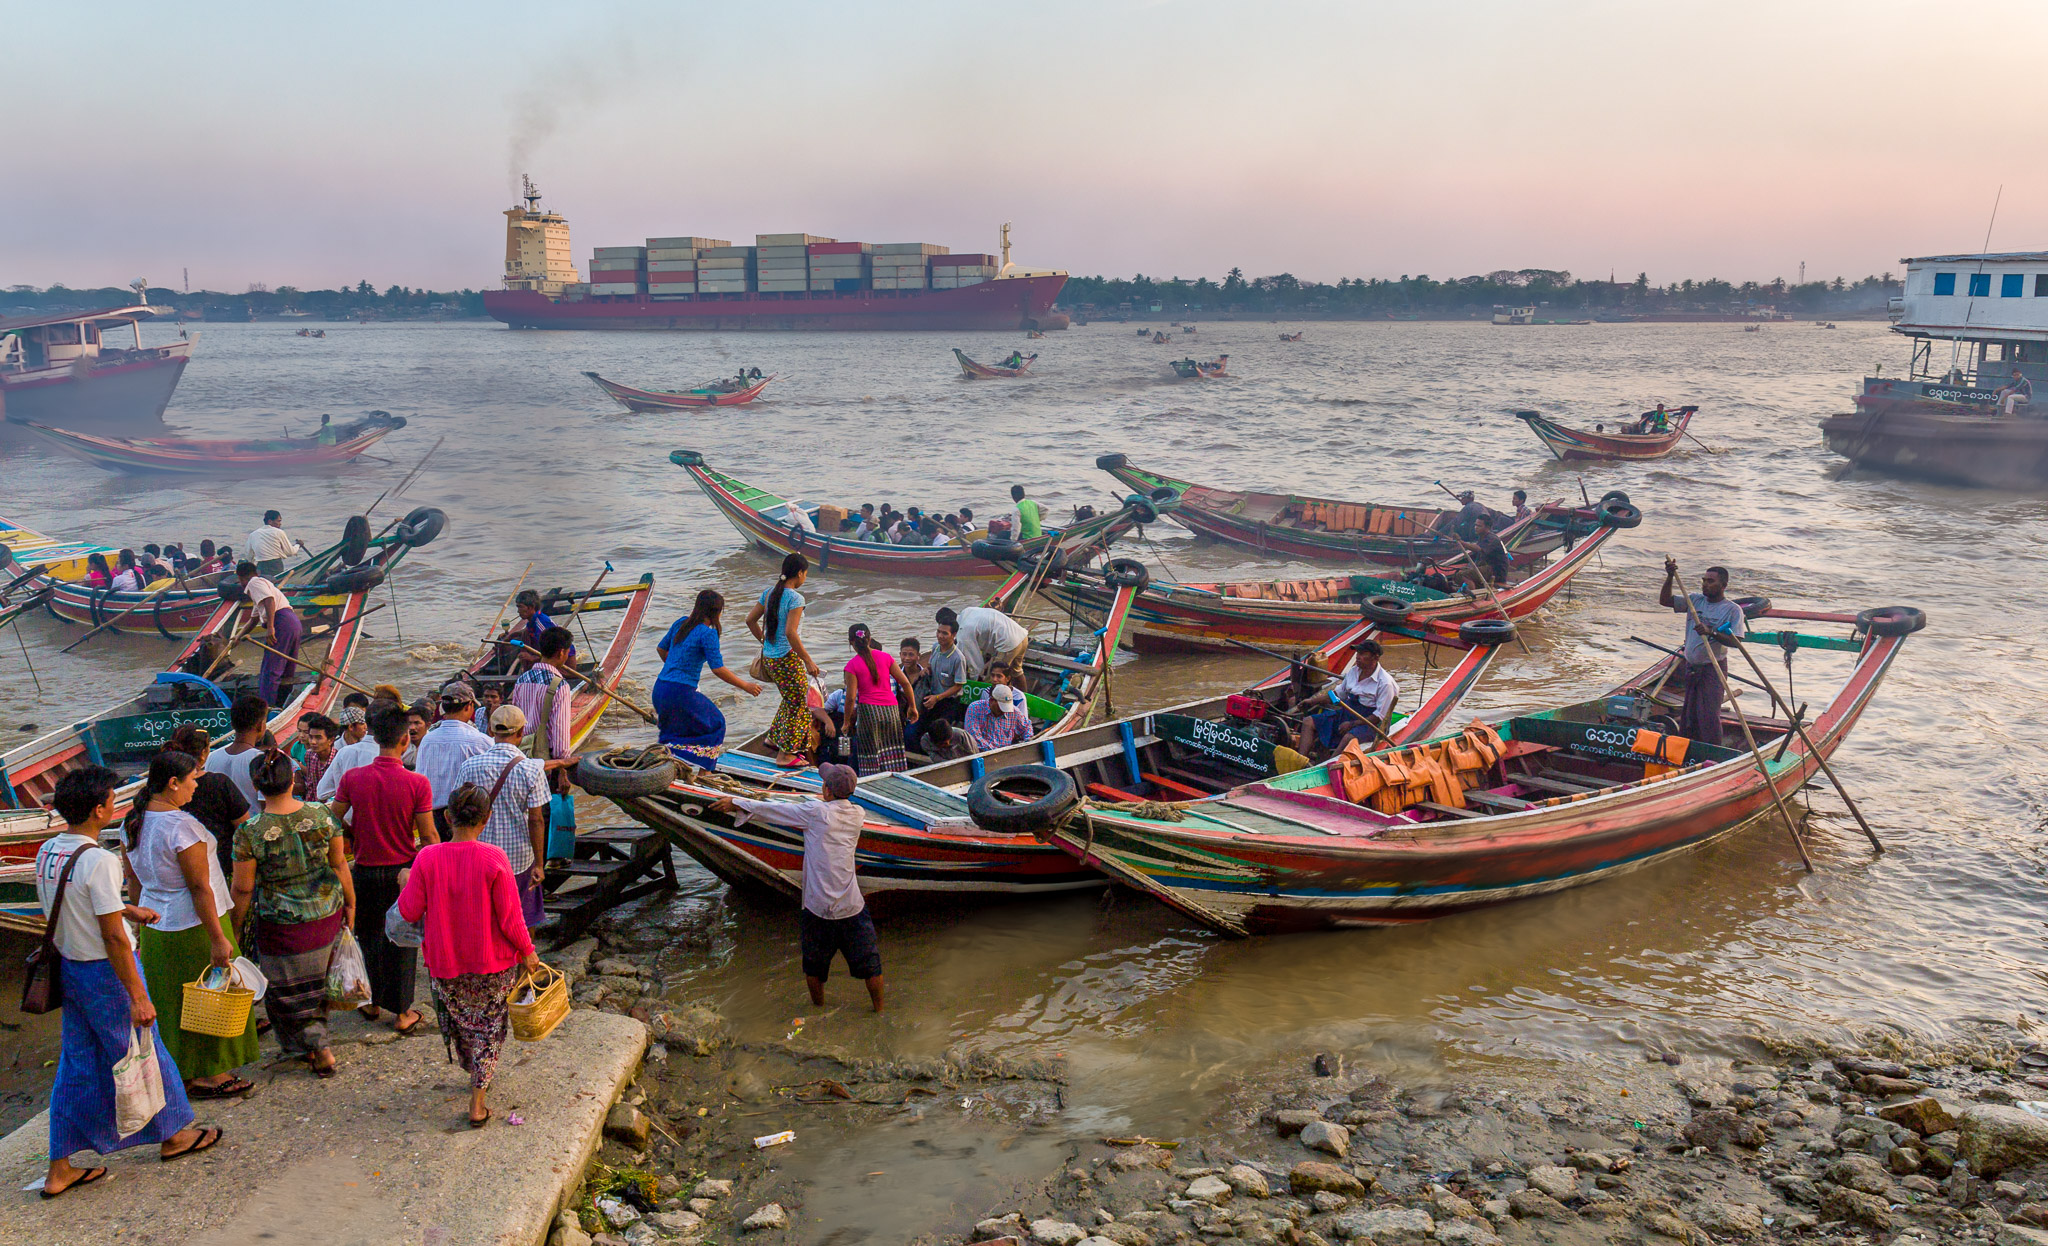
{"left": 1597, "top": 500, "right": 1642, "bottom": 529}
{"left": 1734, "top": 595, "right": 1773, "bottom": 619}
{"left": 394, "top": 506, "right": 447, "bottom": 548}
{"left": 1122, "top": 494, "right": 1159, "bottom": 525}
{"left": 966, "top": 764, "right": 1081, "bottom": 835}
{"left": 670, "top": 449, "right": 707, "bottom": 467}
{"left": 574, "top": 748, "right": 680, "bottom": 799}
{"left": 215, "top": 580, "right": 246, "bottom": 602}
{"left": 1095, "top": 452, "right": 1128, "bottom": 471}
{"left": 1599, "top": 489, "right": 1631, "bottom": 507}
{"left": 1148, "top": 485, "right": 1177, "bottom": 503}
{"left": 1360, "top": 594, "right": 1413, "bottom": 626}
{"left": 316, "top": 564, "right": 387, "bottom": 595}
{"left": 1856, "top": 605, "right": 1926, "bottom": 637}
{"left": 1458, "top": 618, "right": 1519, "bottom": 647}
{"left": 1103, "top": 558, "right": 1150, "bottom": 591}
{"left": 971, "top": 538, "right": 1023, "bottom": 564}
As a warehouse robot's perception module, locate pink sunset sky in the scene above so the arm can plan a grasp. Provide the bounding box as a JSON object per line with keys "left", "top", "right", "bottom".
{"left": 8, "top": 0, "right": 2048, "bottom": 292}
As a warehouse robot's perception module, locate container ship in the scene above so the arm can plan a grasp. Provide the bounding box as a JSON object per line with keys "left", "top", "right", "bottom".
{"left": 482, "top": 178, "right": 1067, "bottom": 332}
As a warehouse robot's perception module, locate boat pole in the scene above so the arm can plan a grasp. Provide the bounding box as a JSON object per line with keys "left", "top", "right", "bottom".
{"left": 1670, "top": 562, "right": 1813, "bottom": 871}
{"left": 1721, "top": 631, "right": 1884, "bottom": 853}
{"left": 237, "top": 634, "right": 378, "bottom": 700}
{"left": 474, "top": 562, "right": 537, "bottom": 665}
{"left": 558, "top": 665, "right": 659, "bottom": 727}
{"left": 1428, "top": 480, "right": 1531, "bottom": 652}
{"left": 13, "top": 620, "right": 42, "bottom": 695}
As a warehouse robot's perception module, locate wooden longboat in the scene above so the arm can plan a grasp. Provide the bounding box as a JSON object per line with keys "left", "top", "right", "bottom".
{"left": 1516, "top": 406, "right": 1696, "bottom": 462}
{"left": 0, "top": 515, "right": 113, "bottom": 581}
{"left": 602, "top": 581, "right": 1508, "bottom": 902}
{"left": 1032, "top": 514, "right": 1624, "bottom": 654}
{"left": 458, "top": 573, "right": 656, "bottom": 753}
{"left": 0, "top": 561, "right": 395, "bottom": 818}
{"left": 585, "top": 371, "right": 774, "bottom": 411}
{"left": 1168, "top": 356, "right": 1228, "bottom": 379}
{"left": 953, "top": 348, "right": 1036, "bottom": 378}
{"left": 1015, "top": 604, "right": 1923, "bottom": 935}
{"left": 671, "top": 449, "right": 1174, "bottom": 579}
{"left": 0, "top": 807, "right": 65, "bottom": 935}
{"left": 20, "top": 414, "right": 404, "bottom": 475}
{"left": 33, "top": 508, "right": 443, "bottom": 637}
{"left": 1095, "top": 453, "right": 1601, "bottom": 567}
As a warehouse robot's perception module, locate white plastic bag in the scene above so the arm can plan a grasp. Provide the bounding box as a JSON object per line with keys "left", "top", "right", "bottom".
{"left": 229, "top": 956, "right": 268, "bottom": 1001}
{"left": 383, "top": 899, "right": 424, "bottom": 949}
{"left": 112, "top": 1026, "right": 166, "bottom": 1138}
{"left": 325, "top": 929, "right": 372, "bottom": 1007}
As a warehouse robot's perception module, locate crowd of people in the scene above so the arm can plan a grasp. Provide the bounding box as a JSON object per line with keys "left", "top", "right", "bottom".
{"left": 68, "top": 509, "right": 313, "bottom": 591}
{"left": 32, "top": 671, "right": 566, "bottom": 1194}
{"left": 809, "top": 482, "right": 1045, "bottom": 547}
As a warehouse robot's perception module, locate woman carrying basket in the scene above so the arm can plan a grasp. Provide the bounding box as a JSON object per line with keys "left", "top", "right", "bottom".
{"left": 231, "top": 751, "right": 354, "bottom": 1078}
{"left": 396, "top": 783, "right": 542, "bottom": 1128}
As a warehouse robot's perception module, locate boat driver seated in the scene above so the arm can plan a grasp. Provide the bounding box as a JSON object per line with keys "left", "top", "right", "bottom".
{"left": 1996, "top": 368, "right": 2033, "bottom": 416}
{"left": 1453, "top": 515, "right": 1512, "bottom": 590}
{"left": 1297, "top": 637, "right": 1396, "bottom": 760}
{"left": 1431, "top": 491, "right": 1493, "bottom": 542}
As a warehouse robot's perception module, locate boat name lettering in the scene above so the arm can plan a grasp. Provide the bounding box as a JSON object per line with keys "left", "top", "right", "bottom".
{"left": 1168, "top": 716, "right": 1265, "bottom": 769}
{"left": 1581, "top": 726, "right": 1637, "bottom": 749}
{"left": 1923, "top": 386, "right": 1997, "bottom": 405}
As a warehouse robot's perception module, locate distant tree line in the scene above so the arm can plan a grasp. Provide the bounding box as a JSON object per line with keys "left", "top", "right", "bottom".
{"left": 0, "top": 282, "right": 487, "bottom": 319}
{"left": 1058, "top": 268, "right": 1902, "bottom": 318}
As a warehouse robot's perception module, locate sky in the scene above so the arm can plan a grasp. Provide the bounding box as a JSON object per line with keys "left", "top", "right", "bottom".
{"left": 9, "top": 0, "right": 2048, "bottom": 293}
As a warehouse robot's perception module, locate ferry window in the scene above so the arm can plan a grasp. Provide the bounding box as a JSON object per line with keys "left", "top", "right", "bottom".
{"left": 1933, "top": 272, "right": 1956, "bottom": 295}
{"left": 2036, "top": 274, "right": 2048, "bottom": 297}
{"left": 2002, "top": 274, "right": 2025, "bottom": 298}
{"left": 1969, "top": 273, "right": 1992, "bottom": 297}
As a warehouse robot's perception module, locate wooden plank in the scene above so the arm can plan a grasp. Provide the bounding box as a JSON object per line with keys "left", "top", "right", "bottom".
{"left": 1463, "top": 789, "right": 1534, "bottom": 811}
{"left": 1415, "top": 801, "right": 1487, "bottom": 819}
{"left": 1141, "top": 771, "right": 1210, "bottom": 801}
{"left": 1516, "top": 774, "right": 1601, "bottom": 795}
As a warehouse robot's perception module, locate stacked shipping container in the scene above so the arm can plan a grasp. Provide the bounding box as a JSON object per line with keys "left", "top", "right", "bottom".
{"left": 807, "top": 241, "right": 870, "bottom": 292}
{"left": 589, "top": 245, "right": 646, "bottom": 297}
{"left": 931, "top": 254, "right": 998, "bottom": 289}
{"left": 755, "top": 234, "right": 831, "bottom": 293}
{"left": 579, "top": 231, "right": 985, "bottom": 297}
{"left": 871, "top": 243, "right": 948, "bottom": 291}
{"left": 645, "top": 235, "right": 727, "bottom": 299}
{"left": 699, "top": 246, "right": 754, "bottom": 295}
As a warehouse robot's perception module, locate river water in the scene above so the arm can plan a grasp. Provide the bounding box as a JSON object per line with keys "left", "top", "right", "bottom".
{"left": 3, "top": 318, "right": 2043, "bottom": 1224}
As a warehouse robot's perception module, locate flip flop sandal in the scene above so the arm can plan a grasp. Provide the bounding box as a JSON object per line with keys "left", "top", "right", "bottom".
{"left": 357, "top": 1005, "right": 382, "bottom": 1021}
{"left": 312, "top": 1058, "right": 339, "bottom": 1079}
{"left": 40, "top": 1167, "right": 110, "bottom": 1199}
{"left": 467, "top": 1109, "right": 492, "bottom": 1129}
{"left": 393, "top": 1013, "right": 424, "bottom": 1037}
{"left": 185, "top": 1078, "right": 254, "bottom": 1100}
{"left": 161, "top": 1126, "right": 225, "bottom": 1162}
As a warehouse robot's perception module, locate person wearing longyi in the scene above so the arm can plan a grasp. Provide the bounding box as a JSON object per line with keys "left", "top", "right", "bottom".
{"left": 235, "top": 560, "right": 303, "bottom": 704}
{"left": 37, "top": 766, "right": 224, "bottom": 1201}
{"left": 1297, "top": 635, "right": 1397, "bottom": 759}
{"left": 245, "top": 509, "right": 302, "bottom": 577}
{"left": 1660, "top": 558, "right": 1746, "bottom": 747}
{"left": 938, "top": 604, "right": 1029, "bottom": 682}
{"left": 709, "top": 764, "right": 884, "bottom": 1013}
{"left": 414, "top": 681, "right": 493, "bottom": 836}
{"left": 329, "top": 705, "right": 435, "bottom": 1035}
{"left": 653, "top": 588, "right": 762, "bottom": 770}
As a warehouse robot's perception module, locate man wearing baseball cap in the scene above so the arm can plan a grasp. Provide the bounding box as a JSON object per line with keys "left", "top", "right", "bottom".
{"left": 414, "top": 681, "right": 493, "bottom": 836}
{"left": 1297, "top": 635, "right": 1398, "bottom": 760}
{"left": 709, "top": 763, "right": 883, "bottom": 1011}
{"left": 962, "top": 676, "right": 1035, "bottom": 752}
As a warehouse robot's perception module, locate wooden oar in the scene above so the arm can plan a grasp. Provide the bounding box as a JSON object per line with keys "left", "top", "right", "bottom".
{"left": 474, "top": 561, "right": 536, "bottom": 665}
{"left": 60, "top": 571, "right": 191, "bottom": 653}
{"left": 0, "top": 562, "right": 50, "bottom": 605}
{"left": 558, "top": 664, "right": 658, "bottom": 726}
{"left": 1628, "top": 636, "right": 1768, "bottom": 693}
{"left": 1720, "top": 630, "right": 1883, "bottom": 853}
{"left": 1669, "top": 564, "right": 1812, "bottom": 871}
{"left": 1684, "top": 430, "right": 1725, "bottom": 455}
{"left": 235, "top": 633, "right": 376, "bottom": 699}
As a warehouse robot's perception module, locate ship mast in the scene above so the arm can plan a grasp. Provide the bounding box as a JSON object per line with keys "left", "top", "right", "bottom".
{"left": 522, "top": 174, "right": 543, "bottom": 214}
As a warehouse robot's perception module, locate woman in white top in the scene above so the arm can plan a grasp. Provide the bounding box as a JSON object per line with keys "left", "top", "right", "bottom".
{"left": 234, "top": 560, "right": 304, "bottom": 705}
{"left": 125, "top": 750, "right": 259, "bottom": 1098}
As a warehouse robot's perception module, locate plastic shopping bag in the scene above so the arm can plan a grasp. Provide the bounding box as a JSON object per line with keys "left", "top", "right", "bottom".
{"left": 383, "top": 899, "right": 424, "bottom": 950}
{"left": 113, "top": 1026, "right": 166, "bottom": 1138}
{"left": 325, "top": 929, "right": 372, "bottom": 1007}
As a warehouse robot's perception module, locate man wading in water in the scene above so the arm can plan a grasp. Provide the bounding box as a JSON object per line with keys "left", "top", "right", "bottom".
{"left": 1659, "top": 558, "right": 1745, "bottom": 747}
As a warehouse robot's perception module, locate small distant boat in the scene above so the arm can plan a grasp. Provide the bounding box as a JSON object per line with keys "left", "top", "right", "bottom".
{"left": 1027, "top": 329, "right": 1045, "bottom": 339}
{"left": 584, "top": 370, "right": 775, "bottom": 412}
{"left": 1278, "top": 332, "right": 1303, "bottom": 342}
{"left": 293, "top": 328, "right": 327, "bottom": 338}
{"left": 953, "top": 348, "right": 1037, "bottom": 379}
{"left": 21, "top": 412, "right": 405, "bottom": 475}
{"left": 1169, "top": 355, "right": 1228, "bottom": 379}
{"left": 1151, "top": 331, "right": 1171, "bottom": 344}
{"left": 1516, "top": 406, "right": 1696, "bottom": 462}
{"left": 1744, "top": 324, "right": 1762, "bottom": 333}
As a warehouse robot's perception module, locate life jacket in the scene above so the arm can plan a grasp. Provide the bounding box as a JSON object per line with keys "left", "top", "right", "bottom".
{"left": 1631, "top": 727, "right": 1689, "bottom": 778}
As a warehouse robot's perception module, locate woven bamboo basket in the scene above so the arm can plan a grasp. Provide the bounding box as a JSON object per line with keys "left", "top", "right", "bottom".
{"left": 508, "top": 963, "right": 568, "bottom": 1042}
{"left": 181, "top": 969, "right": 255, "bottom": 1038}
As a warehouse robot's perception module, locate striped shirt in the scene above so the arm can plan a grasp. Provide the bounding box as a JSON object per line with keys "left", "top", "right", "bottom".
{"left": 455, "top": 743, "right": 548, "bottom": 873}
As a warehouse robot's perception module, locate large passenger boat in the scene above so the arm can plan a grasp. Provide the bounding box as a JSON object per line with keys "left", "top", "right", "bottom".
{"left": 0, "top": 290, "right": 194, "bottom": 434}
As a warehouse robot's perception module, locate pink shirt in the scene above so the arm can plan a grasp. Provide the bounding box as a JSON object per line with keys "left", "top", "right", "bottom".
{"left": 396, "top": 839, "right": 533, "bottom": 978}
{"left": 844, "top": 650, "right": 899, "bottom": 707}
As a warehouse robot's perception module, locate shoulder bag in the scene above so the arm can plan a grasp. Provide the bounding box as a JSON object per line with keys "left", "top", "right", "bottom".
{"left": 22, "top": 847, "right": 91, "bottom": 1014}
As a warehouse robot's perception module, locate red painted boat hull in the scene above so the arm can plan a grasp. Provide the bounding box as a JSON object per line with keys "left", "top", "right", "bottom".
{"left": 486, "top": 275, "right": 1066, "bottom": 332}
{"left": 1517, "top": 407, "right": 1694, "bottom": 462}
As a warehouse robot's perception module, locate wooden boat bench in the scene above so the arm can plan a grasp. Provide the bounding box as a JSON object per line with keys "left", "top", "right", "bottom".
{"left": 1463, "top": 789, "right": 1536, "bottom": 811}
{"left": 1414, "top": 801, "right": 1487, "bottom": 819}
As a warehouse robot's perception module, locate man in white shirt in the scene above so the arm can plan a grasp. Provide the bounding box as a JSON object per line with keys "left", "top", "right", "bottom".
{"left": 937, "top": 605, "right": 1030, "bottom": 681}
{"left": 317, "top": 705, "right": 377, "bottom": 800}
{"left": 234, "top": 562, "right": 303, "bottom": 705}
{"left": 710, "top": 764, "right": 883, "bottom": 1011}
{"left": 1298, "top": 636, "right": 1399, "bottom": 759}
{"left": 412, "top": 681, "right": 494, "bottom": 835}
{"left": 207, "top": 694, "right": 272, "bottom": 810}
{"left": 244, "top": 509, "right": 302, "bottom": 577}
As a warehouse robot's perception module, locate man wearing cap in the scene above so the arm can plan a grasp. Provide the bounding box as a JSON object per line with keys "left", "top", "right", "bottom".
{"left": 1297, "top": 636, "right": 1398, "bottom": 759}
{"left": 413, "top": 681, "right": 494, "bottom": 836}
{"left": 455, "top": 705, "right": 552, "bottom": 927}
{"left": 962, "top": 677, "right": 1035, "bottom": 752}
{"left": 709, "top": 764, "right": 883, "bottom": 1012}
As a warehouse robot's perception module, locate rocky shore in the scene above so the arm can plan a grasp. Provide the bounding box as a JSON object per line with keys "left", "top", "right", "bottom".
{"left": 552, "top": 906, "right": 2048, "bottom": 1246}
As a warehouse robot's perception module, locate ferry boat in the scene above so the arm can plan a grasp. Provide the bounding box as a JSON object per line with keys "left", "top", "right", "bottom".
{"left": 481, "top": 179, "right": 1067, "bottom": 333}
{"left": 0, "top": 286, "right": 194, "bottom": 434}
{"left": 1821, "top": 251, "right": 2048, "bottom": 489}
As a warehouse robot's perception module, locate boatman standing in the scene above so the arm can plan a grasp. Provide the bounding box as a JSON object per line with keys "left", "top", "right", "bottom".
{"left": 1659, "top": 558, "right": 1745, "bottom": 747}
{"left": 245, "top": 511, "right": 303, "bottom": 578}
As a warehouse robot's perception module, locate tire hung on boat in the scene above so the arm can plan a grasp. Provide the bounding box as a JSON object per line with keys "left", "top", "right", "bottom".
{"left": 1095, "top": 453, "right": 1129, "bottom": 471}
{"left": 1855, "top": 605, "right": 1926, "bottom": 637}
{"left": 966, "top": 765, "right": 1081, "bottom": 835}
{"left": 1359, "top": 594, "right": 1414, "bottom": 626}
{"left": 1102, "top": 558, "right": 1150, "bottom": 591}
{"left": 394, "top": 507, "right": 447, "bottom": 548}
{"left": 1457, "top": 618, "right": 1518, "bottom": 646}
{"left": 314, "top": 564, "right": 386, "bottom": 595}
{"left": 1597, "top": 500, "right": 1642, "bottom": 529}
{"left": 574, "top": 748, "right": 681, "bottom": 799}
{"left": 1734, "top": 595, "right": 1773, "bottom": 619}
{"left": 1600, "top": 489, "right": 1631, "bottom": 507}
{"left": 1122, "top": 494, "right": 1159, "bottom": 525}
{"left": 971, "top": 538, "right": 1023, "bottom": 564}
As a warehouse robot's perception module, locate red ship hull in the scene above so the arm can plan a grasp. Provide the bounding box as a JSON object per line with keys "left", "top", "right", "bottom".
{"left": 484, "top": 275, "right": 1068, "bottom": 332}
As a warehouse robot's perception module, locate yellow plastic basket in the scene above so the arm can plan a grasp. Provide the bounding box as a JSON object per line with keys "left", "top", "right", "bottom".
{"left": 181, "top": 969, "right": 255, "bottom": 1038}
{"left": 507, "top": 963, "right": 568, "bottom": 1042}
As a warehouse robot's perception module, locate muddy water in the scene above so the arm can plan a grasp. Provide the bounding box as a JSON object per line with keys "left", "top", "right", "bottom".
{"left": 3, "top": 318, "right": 2044, "bottom": 1232}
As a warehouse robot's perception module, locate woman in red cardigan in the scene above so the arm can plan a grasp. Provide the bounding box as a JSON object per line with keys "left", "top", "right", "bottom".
{"left": 397, "top": 783, "right": 542, "bottom": 1128}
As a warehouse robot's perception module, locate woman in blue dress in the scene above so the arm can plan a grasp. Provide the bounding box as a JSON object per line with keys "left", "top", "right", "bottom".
{"left": 653, "top": 589, "right": 763, "bottom": 769}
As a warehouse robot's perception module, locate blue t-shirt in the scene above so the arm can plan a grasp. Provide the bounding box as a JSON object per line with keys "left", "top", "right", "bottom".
{"left": 757, "top": 587, "right": 803, "bottom": 660}
{"left": 658, "top": 620, "right": 723, "bottom": 687}
{"left": 522, "top": 611, "right": 555, "bottom": 646}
